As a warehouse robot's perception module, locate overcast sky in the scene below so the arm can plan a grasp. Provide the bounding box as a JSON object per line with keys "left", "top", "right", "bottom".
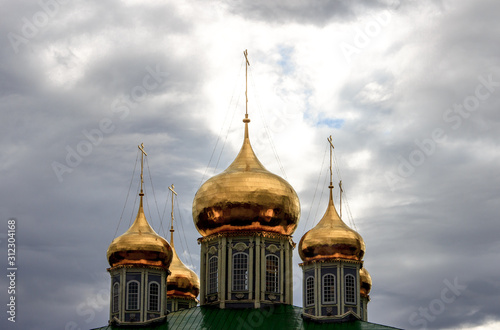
{"left": 1, "top": 0, "right": 500, "bottom": 329}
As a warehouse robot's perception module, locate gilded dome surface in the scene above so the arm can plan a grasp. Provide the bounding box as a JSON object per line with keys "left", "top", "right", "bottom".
{"left": 360, "top": 267, "right": 372, "bottom": 297}
{"left": 192, "top": 119, "right": 300, "bottom": 237}
{"left": 167, "top": 246, "right": 200, "bottom": 300}
{"left": 299, "top": 190, "right": 365, "bottom": 262}
{"left": 107, "top": 197, "right": 173, "bottom": 269}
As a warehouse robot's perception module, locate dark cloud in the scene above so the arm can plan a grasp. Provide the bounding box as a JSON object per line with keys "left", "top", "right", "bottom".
{"left": 222, "top": 0, "right": 402, "bottom": 26}
{"left": 1, "top": 0, "right": 500, "bottom": 329}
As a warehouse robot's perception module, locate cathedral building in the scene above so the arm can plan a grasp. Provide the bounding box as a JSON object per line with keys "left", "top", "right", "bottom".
{"left": 106, "top": 145, "right": 173, "bottom": 325}
{"left": 95, "top": 52, "right": 398, "bottom": 330}
{"left": 298, "top": 138, "right": 371, "bottom": 322}
{"left": 193, "top": 113, "right": 300, "bottom": 309}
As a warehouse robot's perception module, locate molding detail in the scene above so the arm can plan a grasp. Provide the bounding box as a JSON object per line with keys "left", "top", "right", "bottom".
{"left": 232, "top": 242, "right": 248, "bottom": 252}
{"left": 268, "top": 294, "right": 277, "bottom": 301}
{"left": 266, "top": 244, "right": 280, "bottom": 253}
{"left": 208, "top": 246, "right": 218, "bottom": 255}
{"left": 235, "top": 293, "right": 244, "bottom": 299}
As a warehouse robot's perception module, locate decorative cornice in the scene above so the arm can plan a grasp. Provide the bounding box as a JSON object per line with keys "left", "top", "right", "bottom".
{"left": 110, "top": 314, "right": 167, "bottom": 327}
{"left": 298, "top": 258, "right": 363, "bottom": 267}
{"left": 302, "top": 309, "right": 361, "bottom": 322}
{"left": 167, "top": 294, "right": 199, "bottom": 303}
{"left": 198, "top": 231, "right": 295, "bottom": 244}
{"left": 107, "top": 264, "right": 167, "bottom": 272}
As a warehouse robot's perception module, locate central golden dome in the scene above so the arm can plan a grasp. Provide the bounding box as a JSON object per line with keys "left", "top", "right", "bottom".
{"left": 299, "top": 189, "right": 365, "bottom": 263}
{"left": 167, "top": 245, "right": 200, "bottom": 301}
{"left": 193, "top": 118, "right": 300, "bottom": 237}
{"left": 107, "top": 197, "right": 173, "bottom": 269}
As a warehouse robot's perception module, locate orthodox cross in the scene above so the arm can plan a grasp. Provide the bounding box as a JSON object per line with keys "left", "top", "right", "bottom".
{"left": 244, "top": 49, "right": 250, "bottom": 118}
{"left": 327, "top": 135, "right": 335, "bottom": 191}
{"left": 138, "top": 143, "right": 147, "bottom": 195}
{"left": 168, "top": 184, "right": 177, "bottom": 245}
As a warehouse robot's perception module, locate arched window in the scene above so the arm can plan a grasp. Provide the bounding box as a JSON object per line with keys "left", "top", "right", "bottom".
{"left": 208, "top": 256, "right": 218, "bottom": 294}
{"left": 266, "top": 255, "right": 279, "bottom": 293}
{"left": 148, "top": 281, "right": 159, "bottom": 311}
{"left": 306, "top": 276, "right": 315, "bottom": 306}
{"left": 126, "top": 280, "right": 140, "bottom": 310}
{"left": 112, "top": 282, "right": 120, "bottom": 313}
{"left": 322, "top": 274, "right": 336, "bottom": 304}
{"left": 232, "top": 252, "right": 248, "bottom": 291}
{"left": 345, "top": 274, "right": 356, "bottom": 304}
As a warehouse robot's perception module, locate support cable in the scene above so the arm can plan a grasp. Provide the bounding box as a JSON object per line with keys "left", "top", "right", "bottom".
{"left": 114, "top": 150, "right": 140, "bottom": 239}
{"left": 332, "top": 147, "right": 358, "bottom": 231}
{"left": 129, "top": 179, "right": 141, "bottom": 228}
{"left": 198, "top": 60, "right": 244, "bottom": 188}
{"left": 145, "top": 156, "right": 167, "bottom": 237}
{"left": 249, "top": 69, "right": 287, "bottom": 179}
{"left": 301, "top": 143, "right": 328, "bottom": 237}
{"left": 174, "top": 196, "right": 195, "bottom": 267}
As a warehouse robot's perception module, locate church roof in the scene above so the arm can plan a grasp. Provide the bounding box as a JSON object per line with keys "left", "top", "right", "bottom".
{"left": 93, "top": 305, "right": 401, "bottom": 330}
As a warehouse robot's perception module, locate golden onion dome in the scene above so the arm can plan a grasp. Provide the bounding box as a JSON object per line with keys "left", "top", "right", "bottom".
{"left": 299, "top": 189, "right": 365, "bottom": 263}
{"left": 107, "top": 196, "right": 173, "bottom": 269}
{"left": 192, "top": 117, "right": 300, "bottom": 237}
{"left": 167, "top": 245, "right": 200, "bottom": 301}
{"left": 360, "top": 267, "right": 372, "bottom": 297}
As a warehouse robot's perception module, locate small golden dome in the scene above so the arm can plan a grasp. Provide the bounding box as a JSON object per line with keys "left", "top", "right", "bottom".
{"left": 193, "top": 118, "right": 300, "bottom": 237}
{"left": 167, "top": 246, "right": 200, "bottom": 301}
{"left": 107, "top": 197, "right": 173, "bottom": 269}
{"left": 360, "top": 267, "right": 372, "bottom": 297}
{"left": 299, "top": 190, "right": 365, "bottom": 263}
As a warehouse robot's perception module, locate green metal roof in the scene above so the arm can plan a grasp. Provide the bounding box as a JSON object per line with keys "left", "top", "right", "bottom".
{"left": 93, "top": 305, "right": 401, "bottom": 330}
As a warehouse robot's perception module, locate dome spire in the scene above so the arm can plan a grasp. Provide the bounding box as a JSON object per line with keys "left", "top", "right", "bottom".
{"left": 244, "top": 49, "right": 250, "bottom": 120}
{"left": 168, "top": 184, "right": 177, "bottom": 246}
{"left": 138, "top": 143, "right": 147, "bottom": 197}
{"left": 327, "top": 135, "right": 335, "bottom": 203}
{"left": 243, "top": 49, "right": 251, "bottom": 138}
{"left": 107, "top": 143, "right": 173, "bottom": 269}
{"left": 106, "top": 144, "right": 172, "bottom": 325}
{"left": 166, "top": 183, "right": 200, "bottom": 304}
{"left": 298, "top": 136, "right": 365, "bottom": 263}
{"left": 192, "top": 50, "right": 300, "bottom": 237}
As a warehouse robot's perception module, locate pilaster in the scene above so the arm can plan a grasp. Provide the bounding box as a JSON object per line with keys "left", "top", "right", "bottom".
{"left": 254, "top": 236, "right": 261, "bottom": 308}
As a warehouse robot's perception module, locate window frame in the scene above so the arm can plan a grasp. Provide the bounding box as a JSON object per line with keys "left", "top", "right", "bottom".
{"left": 305, "top": 276, "right": 315, "bottom": 306}
{"left": 345, "top": 274, "right": 356, "bottom": 305}
{"left": 265, "top": 254, "right": 279, "bottom": 293}
{"left": 148, "top": 281, "right": 160, "bottom": 312}
{"left": 208, "top": 255, "right": 218, "bottom": 294}
{"left": 322, "top": 274, "right": 336, "bottom": 304}
{"left": 112, "top": 282, "right": 120, "bottom": 313}
{"left": 126, "top": 280, "right": 140, "bottom": 311}
{"left": 232, "top": 252, "right": 249, "bottom": 292}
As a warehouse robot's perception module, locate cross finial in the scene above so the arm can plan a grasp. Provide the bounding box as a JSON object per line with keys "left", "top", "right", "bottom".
{"left": 168, "top": 184, "right": 177, "bottom": 246}
{"left": 138, "top": 143, "right": 148, "bottom": 196}
{"left": 243, "top": 49, "right": 250, "bottom": 120}
{"left": 327, "top": 135, "right": 335, "bottom": 190}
